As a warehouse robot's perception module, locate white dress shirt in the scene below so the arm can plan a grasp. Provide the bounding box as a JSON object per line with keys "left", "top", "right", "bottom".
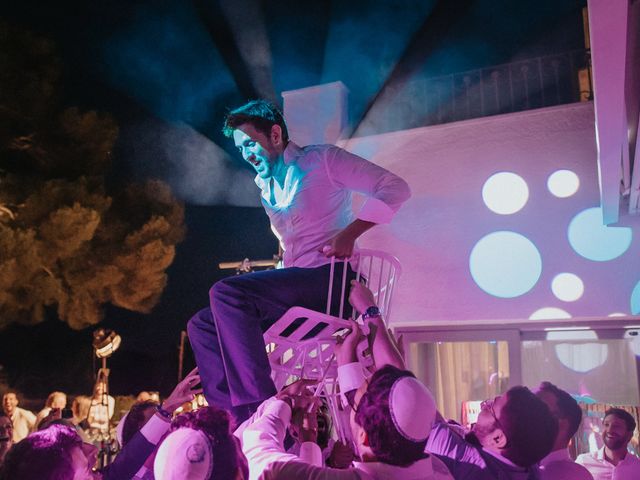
{"left": 9, "top": 407, "right": 36, "bottom": 442}
{"left": 255, "top": 142, "right": 410, "bottom": 268}
{"left": 576, "top": 447, "right": 640, "bottom": 480}
{"left": 241, "top": 397, "right": 454, "bottom": 480}
{"left": 539, "top": 448, "right": 593, "bottom": 480}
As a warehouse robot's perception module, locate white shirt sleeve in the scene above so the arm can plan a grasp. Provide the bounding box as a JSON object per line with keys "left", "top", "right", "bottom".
{"left": 338, "top": 362, "right": 367, "bottom": 407}
{"left": 324, "top": 146, "right": 411, "bottom": 225}
{"left": 241, "top": 398, "right": 301, "bottom": 480}
{"left": 139, "top": 414, "right": 170, "bottom": 445}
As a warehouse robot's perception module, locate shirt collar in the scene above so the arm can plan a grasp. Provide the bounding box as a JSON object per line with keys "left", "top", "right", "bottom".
{"left": 253, "top": 141, "right": 303, "bottom": 191}
{"left": 283, "top": 141, "right": 303, "bottom": 165}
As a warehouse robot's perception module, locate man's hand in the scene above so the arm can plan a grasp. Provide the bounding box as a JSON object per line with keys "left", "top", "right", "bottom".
{"left": 320, "top": 229, "right": 357, "bottom": 258}
{"left": 319, "top": 219, "right": 376, "bottom": 258}
{"left": 334, "top": 321, "right": 364, "bottom": 366}
{"left": 161, "top": 367, "right": 202, "bottom": 413}
{"left": 348, "top": 280, "right": 377, "bottom": 316}
{"left": 327, "top": 440, "right": 355, "bottom": 469}
{"left": 276, "top": 378, "right": 319, "bottom": 412}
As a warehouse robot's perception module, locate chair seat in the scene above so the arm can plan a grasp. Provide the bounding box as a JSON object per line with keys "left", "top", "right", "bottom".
{"left": 265, "top": 306, "right": 353, "bottom": 384}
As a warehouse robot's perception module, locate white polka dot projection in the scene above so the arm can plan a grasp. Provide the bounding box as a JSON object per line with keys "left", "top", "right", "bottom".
{"left": 469, "top": 231, "right": 542, "bottom": 298}
{"left": 529, "top": 307, "right": 572, "bottom": 320}
{"left": 551, "top": 273, "right": 584, "bottom": 302}
{"left": 555, "top": 343, "right": 608, "bottom": 373}
{"left": 632, "top": 281, "right": 640, "bottom": 315}
{"left": 568, "top": 207, "right": 632, "bottom": 261}
{"left": 547, "top": 170, "right": 580, "bottom": 198}
{"left": 482, "top": 172, "right": 529, "bottom": 215}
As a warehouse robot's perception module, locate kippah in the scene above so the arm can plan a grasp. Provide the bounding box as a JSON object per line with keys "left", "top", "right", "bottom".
{"left": 154, "top": 428, "right": 213, "bottom": 480}
{"left": 388, "top": 376, "right": 436, "bottom": 442}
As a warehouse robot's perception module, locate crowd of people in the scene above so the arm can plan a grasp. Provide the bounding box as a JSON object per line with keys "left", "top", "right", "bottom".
{"left": 0, "top": 281, "right": 638, "bottom": 479}
{"left": 1, "top": 100, "right": 638, "bottom": 479}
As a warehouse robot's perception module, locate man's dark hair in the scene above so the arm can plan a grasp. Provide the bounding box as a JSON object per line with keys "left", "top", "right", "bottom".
{"left": 537, "top": 381, "right": 583, "bottom": 440}
{"left": 605, "top": 407, "right": 636, "bottom": 432}
{"left": 0, "top": 424, "right": 80, "bottom": 480}
{"left": 222, "top": 99, "right": 289, "bottom": 142}
{"left": 122, "top": 400, "right": 158, "bottom": 446}
{"left": 354, "top": 364, "right": 426, "bottom": 467}
{"left": 169, "top": 406, "right": 248, "bottom": 480}
{"left": 499, "top": 386, "right": 558, "bottom": 467}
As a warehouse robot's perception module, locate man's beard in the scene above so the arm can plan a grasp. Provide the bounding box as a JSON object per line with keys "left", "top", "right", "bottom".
{"left": 604, "top": 435, "right": 628, "bottom": 451}
{"left": 466, "top": 422, "right": 498, "bottom": 448}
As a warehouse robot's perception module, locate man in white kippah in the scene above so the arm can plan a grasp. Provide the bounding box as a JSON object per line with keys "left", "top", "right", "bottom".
{"left": 241, "top": 366, "right": 453, "bottom": 480}
{"left": 154, "top": 406, "right": 248, "bottom": 480}
{"left": 240, "top": 280, "right": 453, "bottom": 479}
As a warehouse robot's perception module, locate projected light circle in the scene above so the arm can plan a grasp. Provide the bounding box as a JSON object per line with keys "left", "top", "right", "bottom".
{"left": 547, "top": 170, "right": 580, "bottom": 198}
{"left": 555, "top": 343, "right": 608, "bottom": 373}
{"left": 482, "top": 172, "right": 529, "bottom": 215}
{"left": 632, "top": 280, "right": 640, "bottom": 315}
{"left": 568, "top": 207, "right": 632, "bottom": 261}
{"left": 470, "top": 231, "right": 542, "bottom": 298}
{"left": 551, "top": 273, "right": 584, "bottom": 302}
{"left": 529, "top": 307, "right": 572, "bottom": 320}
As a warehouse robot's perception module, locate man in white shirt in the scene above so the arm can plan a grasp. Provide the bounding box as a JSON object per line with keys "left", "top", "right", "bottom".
{"left": 187, "top": 100, "right": 410, "bottom": 423}
{"left": 242, "top": 366, "right": 454, "bottom": 480}
{"left": 576, "top": 408, "right": 640, "bottom": 480}
{"left": 2, "top": 392, "right": 36, "bottom": 442}
{"left": 534, "top": 381, "right": 593, "bottom": 480}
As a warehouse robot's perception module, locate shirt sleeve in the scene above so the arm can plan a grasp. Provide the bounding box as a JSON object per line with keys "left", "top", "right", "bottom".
{"left": 139, "top": 413, "right": 170, "bottom": 445}
{"left": 337, "top": 362, "right": 366, "bottom": 407}
{"left": 242, "top": 398, "right": 301, "bottom": 480}
{"left": 324, "top": 146, "right": 411, "bottom": 224}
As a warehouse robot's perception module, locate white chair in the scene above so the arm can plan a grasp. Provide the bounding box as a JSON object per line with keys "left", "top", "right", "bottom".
{"left": 263, "top": 249, "right": 402, "bottom": 441}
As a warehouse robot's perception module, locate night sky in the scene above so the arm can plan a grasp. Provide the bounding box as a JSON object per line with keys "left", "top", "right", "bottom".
{"left": 0, "top": 0, "right": 586, "bottom": 399}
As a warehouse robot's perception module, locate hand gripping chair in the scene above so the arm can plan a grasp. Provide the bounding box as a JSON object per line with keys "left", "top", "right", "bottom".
{"left": 263, "top": 249, "right": 401, "bottom": 442}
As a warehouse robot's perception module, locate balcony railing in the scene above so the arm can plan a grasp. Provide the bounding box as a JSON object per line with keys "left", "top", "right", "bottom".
{"left": 358, "top": 49, "right": 592, "bottom": 135}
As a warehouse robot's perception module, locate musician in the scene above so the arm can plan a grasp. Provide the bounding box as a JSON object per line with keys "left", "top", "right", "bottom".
{"left": 187, "top": 100, "right": 410, "bottom": 423}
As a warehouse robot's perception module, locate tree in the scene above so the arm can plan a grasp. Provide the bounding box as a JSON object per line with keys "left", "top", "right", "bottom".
{"left": 0, "top": 22, "right": 185, "bottom": 330}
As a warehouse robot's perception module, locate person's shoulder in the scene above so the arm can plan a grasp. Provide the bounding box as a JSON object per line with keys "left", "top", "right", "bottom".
{"left": 430, "top": 454, "right": 456, "bottom": 479}
{"left": 540, "top": 459, "right": 593, "bottom": 480}
{"left": 624, "top": 452, "right": 640, "bottom": 465}
{"left": 575, "top": 451, "right": 596, "bottom": 464}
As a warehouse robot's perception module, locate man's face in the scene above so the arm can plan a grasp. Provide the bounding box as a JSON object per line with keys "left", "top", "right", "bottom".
{"left": 0, "top": 416, "right": 13, "bottom": 445}
{"left": 52, "top": 394, "right": 67, "bottom": 409}
{"left": 70, "top": 442, "right": 100, "bottom": 480}
{"left": 470, "top": 394, "right": 508, "bottom": 448}
{"left": 602, "top": 414, "right": 633, "bottom": 451}
{"left": 233, "top": 123, "right": 281, "bottom": 179}
{"left": 348, "top": 381, "right": 369, "bottom": 457}
{"left": 2, "top": 393, "right": 17, "bottom": 414}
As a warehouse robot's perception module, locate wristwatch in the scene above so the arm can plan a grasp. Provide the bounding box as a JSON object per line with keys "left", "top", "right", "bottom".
{"left": 362, "top": 306, "right": 381, "bottom": 320}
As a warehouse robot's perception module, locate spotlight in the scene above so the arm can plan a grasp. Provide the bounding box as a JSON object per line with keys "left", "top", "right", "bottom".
{"left": 92, "top": 329, "right": 121, "bottom": 359}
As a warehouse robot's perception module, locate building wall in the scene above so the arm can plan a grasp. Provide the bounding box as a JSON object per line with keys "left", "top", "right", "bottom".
{"left": 340, "top": 101, "right": 640, "bottom": 324}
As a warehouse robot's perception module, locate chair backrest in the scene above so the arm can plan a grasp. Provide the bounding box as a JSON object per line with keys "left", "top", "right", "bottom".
{"left": 264, "top": 250, "right": 402, "bottom": 383}
{"left": 350, "top": 249, "right": 402, "bottom": 322}
{"left": 264, "top": 249, "right": 402, "bottom": 443}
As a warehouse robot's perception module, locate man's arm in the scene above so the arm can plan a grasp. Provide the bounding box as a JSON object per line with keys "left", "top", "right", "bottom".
{"left": 102, "top": 368, "right": 202, "bottom": 480}
{"left": 348, "top": 280, "right": 404, "bottom": 370}
{"left": 321, "top": 146, "right": 411, "bottom": 258}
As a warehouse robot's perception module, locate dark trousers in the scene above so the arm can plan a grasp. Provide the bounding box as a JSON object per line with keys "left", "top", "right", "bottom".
{"left": 187, "top": 263, "right": 354, "bottom": 422}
